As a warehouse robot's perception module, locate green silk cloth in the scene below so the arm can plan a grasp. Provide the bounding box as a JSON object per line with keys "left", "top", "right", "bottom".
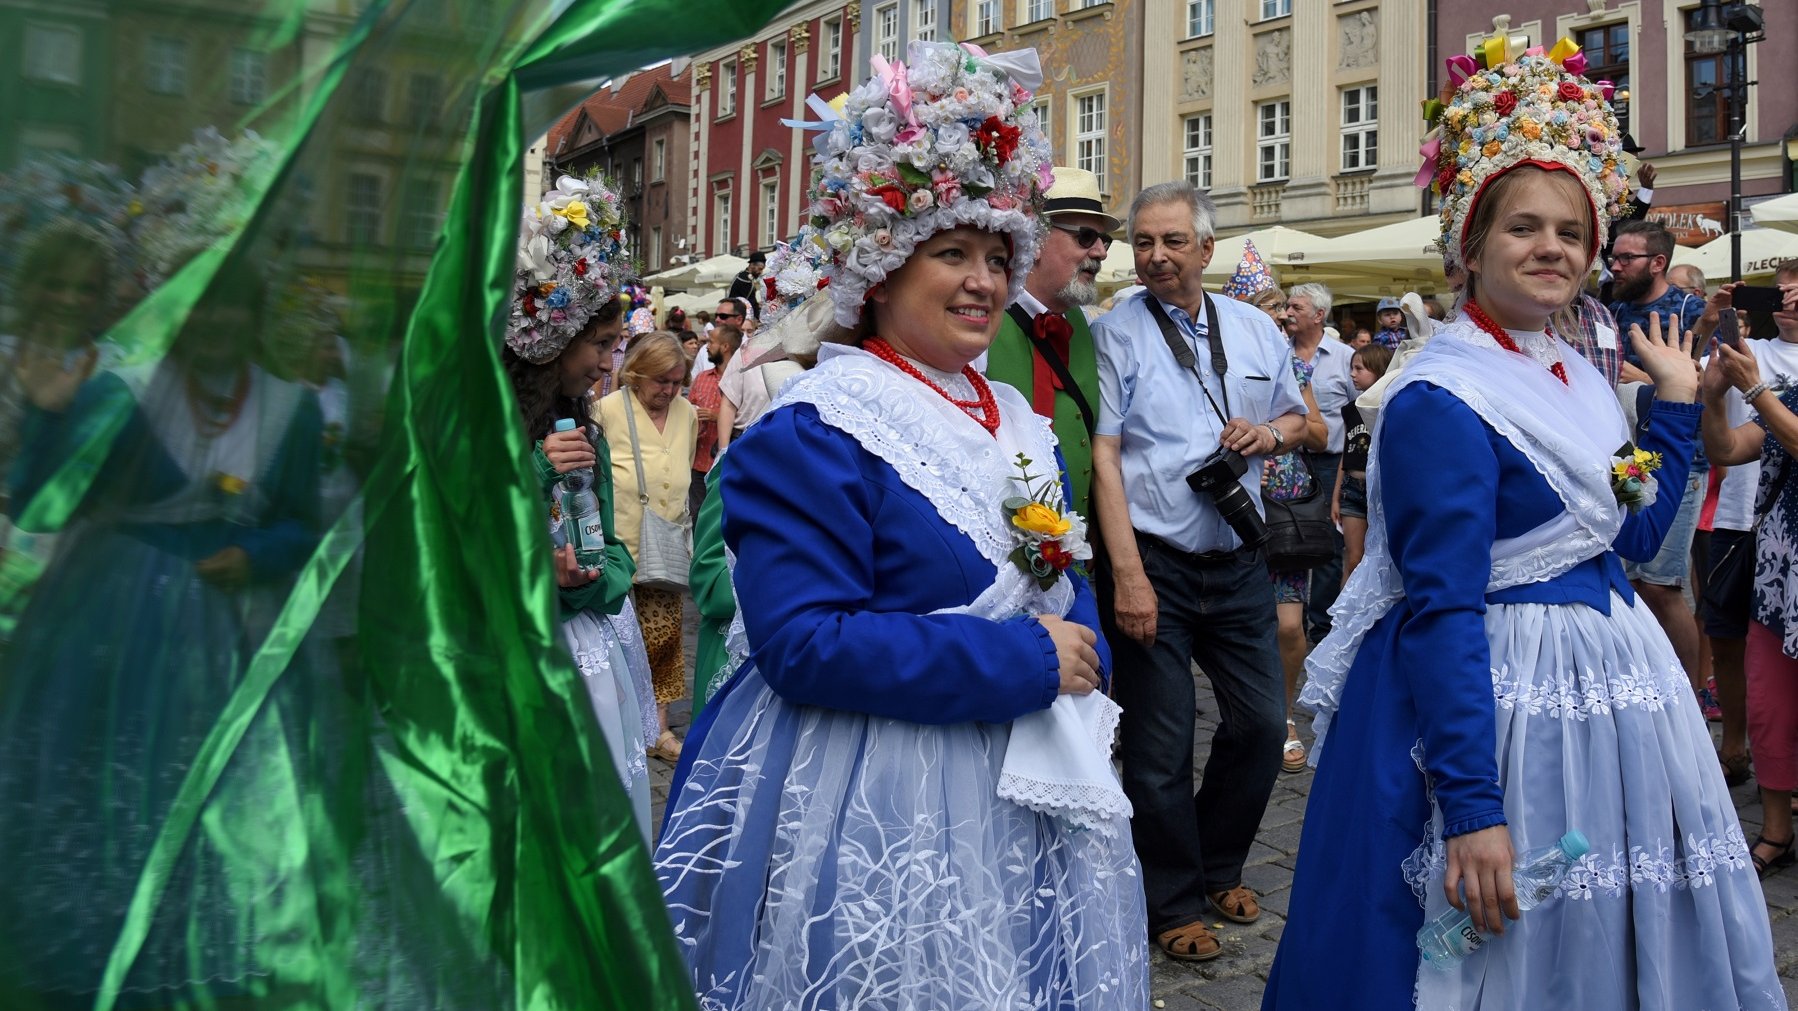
{"left": 689, "top": 461, "right": 736, "bottom": 720}
{"left": 0, "top": 1, "right": 789, "bottom": 1008}
{"left": 984, "top": 307, "right": 1101, "bottom": 521}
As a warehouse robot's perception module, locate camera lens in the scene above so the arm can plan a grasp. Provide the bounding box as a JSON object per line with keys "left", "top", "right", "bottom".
{"left": 1209, "top": 481, "right": 1269, "bottom": 548}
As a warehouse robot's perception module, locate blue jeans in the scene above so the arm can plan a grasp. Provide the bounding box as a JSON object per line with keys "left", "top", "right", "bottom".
{"left": 1622, "top": 467, "right": 1706, "bottom": 587}
{"left": 1304, "top": 453, "right": 1345, "bottom": 641}
{"left": 1110, "top": 533, "right": 1286, "bottom": 934}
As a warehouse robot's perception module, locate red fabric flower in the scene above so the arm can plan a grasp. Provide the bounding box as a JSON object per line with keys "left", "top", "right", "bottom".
{"left": 1494, "top": 91, "right": 1518, "bottom": 116}
{"left": 572, "top": 259, "right": 588, "bottom": 276}
{"left": 869, "top": 184, "right": 908, "bottom": 214}
{"left": 976, "top": 116, "right": 1022, "bottom": 165}
{"left": 1557, "top": 81, "right": 1585, "bottom": 102}
{"left": 1038, "top": 540, "right": 1074, "bottom": 572}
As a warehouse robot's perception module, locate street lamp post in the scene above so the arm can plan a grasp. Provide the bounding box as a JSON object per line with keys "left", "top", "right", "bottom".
{"left": 1687, "top": 0, "right": 1766, "bottom": 282}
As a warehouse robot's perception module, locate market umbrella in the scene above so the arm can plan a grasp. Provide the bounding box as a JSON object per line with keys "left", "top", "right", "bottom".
{"left": 1751, "top": 193, "right": 1798, "bottom": 235}
{"left": 1681, "top": 229, "right": 1798, "bottom": 279}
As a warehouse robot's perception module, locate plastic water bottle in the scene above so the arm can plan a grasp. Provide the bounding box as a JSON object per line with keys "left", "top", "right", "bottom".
{"left": 552, "top": 418, "right": 606, "bottom": 570}
{"left": 1416, "top": 829, "right": 1591, "bottom": 967}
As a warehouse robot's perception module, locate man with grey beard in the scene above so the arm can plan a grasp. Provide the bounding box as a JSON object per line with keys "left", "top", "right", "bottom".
{"left": 983, "top": 167, "right": 1116, "bottom": 521}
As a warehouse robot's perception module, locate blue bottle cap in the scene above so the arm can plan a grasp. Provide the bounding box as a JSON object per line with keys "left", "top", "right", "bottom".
{"left": 1559, "top": 830, "right": 1590, "bottom": 859}
{"left": 554, "top": 418, "right": 578, "bottom": 432}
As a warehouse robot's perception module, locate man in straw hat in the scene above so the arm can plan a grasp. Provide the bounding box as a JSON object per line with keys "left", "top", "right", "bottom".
{"left": 982, "top": 166, "right": 1115, "bottom": 522}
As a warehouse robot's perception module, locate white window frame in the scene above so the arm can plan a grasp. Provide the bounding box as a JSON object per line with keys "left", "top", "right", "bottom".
{"left": 1030, "top": 96, "right": 1051, "bottom": 154}
{"left": 1257, "top": 99, "right": 1291, "bottom": 182}
{"left": 23, "top": 23, "right": 82, "bottom": 86}
{"left": 632, "top": 158, "right": 643, "bottom": 190}
{"left": 1183, "top": 113, "right": 1213, "bottom": 190}
{"left": 145, "top": 36, "right": 187, "bottom": 95}
{"left": 652, "top": 137, "right": 667, "bottom": 182}
{"left": 975, "top": 0, "right": 1002, "bottom": 35}
{"left": 1260, "top": 0, "right": 1291, "bottom": 20}
{"left": 229, "top": 48, "right": 267, "bottom": 106}
{"left": 1185, "top": 0, "right": 1214, "bottom": 39}
{"left": 767, "top": 39, "right": 787, "bottom": 100}
{"left": 718, "top": 58, "right": 737, "bottom": 116}
{"left": 1024, "top": 0, "right": 1054, "bottom": 23}
{"left": 761, "top": 178, "right": 780, "bottom": 247}
{"left": 874, "top": 3, "right": 900, "bottom": 62}
{"left": 715, "top": 190, "right": 733, "bottom": 253}
{"left": 913, "top": 0, "right": 936, "bottom": 42}
{"left": 1074, "top": 89, "right": 1108, "bottom": 193}
{"left": 650, "top": 226, "right": 664, "bottom": 269}
{"left": 1340, "top": 85, "right": 1378, "bottom": 172}
{"left": 346, "top": 172, "right": 383, "bottom": 245}
{"left": 819, "top": 17, "right": 843, "bottom": 81}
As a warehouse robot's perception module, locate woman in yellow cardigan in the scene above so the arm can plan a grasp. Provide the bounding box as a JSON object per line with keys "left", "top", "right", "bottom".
{"left": 599, "top": 331, "right": 698, "bottom": 761}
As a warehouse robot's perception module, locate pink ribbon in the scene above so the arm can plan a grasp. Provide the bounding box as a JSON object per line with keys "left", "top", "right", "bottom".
{"left": 1562, "top": 52, "right": 1588, "bottom": 77}
{"left": 1445, "top": 54, "right": 1478, "bottom": 87}
{"left": 1413, "top": 133, "right": 1443, "bottom": 188}
{"left": 1525, "top": 45, "right": 1546, "bottom": 57}
{"left": 1596, "top": 79, "right": 1615, "bottom": 102}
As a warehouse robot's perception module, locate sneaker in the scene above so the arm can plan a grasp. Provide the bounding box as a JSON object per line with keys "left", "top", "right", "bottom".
{"left": 1698, "top": 680, "right": 1723, "bottom": 722}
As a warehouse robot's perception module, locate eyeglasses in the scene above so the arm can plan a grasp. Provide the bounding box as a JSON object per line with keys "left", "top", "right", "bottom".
{"left": 715, "top": 311, "right": 742, "bottom": 320}
{"left": 1606, "top": 253, "right": 1654, "bottom": 266}
{"left": 1050, "top": 223, "right": 1114, "bottom": 251}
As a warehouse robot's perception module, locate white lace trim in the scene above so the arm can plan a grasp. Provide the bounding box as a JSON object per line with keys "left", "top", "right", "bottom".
{"left": 1404, "top": 825, "right": 1753, "bottom": 904}
{"left": 1491, "top": 660, "right": 1688, "bottom": 719}
{"left": 1299, "top": 323, "right": 1627, "bottom": 761}
{"left": 1477, "top": 325, "right": 1568, "bottom": 375}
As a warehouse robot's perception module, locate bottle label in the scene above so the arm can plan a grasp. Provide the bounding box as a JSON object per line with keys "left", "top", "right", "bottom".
{"left": 575, "top": 516, "right": 605, "bottom": 552}
{"left": 1449, "top": 922, "right": 1484, "bottom": 957}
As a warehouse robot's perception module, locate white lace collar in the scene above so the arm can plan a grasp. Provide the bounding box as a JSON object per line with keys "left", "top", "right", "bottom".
{"left": 1463, "top": 322, "right": 1567, "bottom": 374}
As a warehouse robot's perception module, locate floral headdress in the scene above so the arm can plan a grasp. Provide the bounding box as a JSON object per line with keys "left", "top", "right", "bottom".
{"left": 508, "top": 172, "right": 631, "bottom": 363}
{"left": 757, "top": 224, "right": 832, "bottom": 330}
{"left": 0, "top": 155, "right": 136, "bottom": 315}
{"left": 1416, "top": 35, "right": 1630, "bottom": 271}
{"left": 794, "top": 40, "right": 1054, "bottom": 327}
{"left": 133, "top": 127, "right": 282, "bottom": 286}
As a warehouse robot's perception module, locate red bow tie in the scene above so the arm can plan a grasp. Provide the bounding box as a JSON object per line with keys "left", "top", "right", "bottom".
{"left": 1029, "top": 311, "right": 1074, "bottom": 419}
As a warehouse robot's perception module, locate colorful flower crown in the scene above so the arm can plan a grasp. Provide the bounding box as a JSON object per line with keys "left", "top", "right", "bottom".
{"left": 134, "top": 128, "right": 282, "bottom": 286}
{"left": 1416, "top": 36, "right": 1630, "bottom": 270}
{"left": 757, "top": 224, "right": 832, "bottom": 330}
{"left": 0, "top": 155, "right": 136, "bottom": 314}
{"left": 795, "top": 40, "right": 1053, "bottom": 327}
{"left": 508, "top": 172, "right": 631, "bottom": 364}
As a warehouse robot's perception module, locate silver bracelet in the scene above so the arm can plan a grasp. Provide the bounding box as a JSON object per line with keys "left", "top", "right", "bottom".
{"left": 1742, "top": 382, "right": 1770, "bottom": 403}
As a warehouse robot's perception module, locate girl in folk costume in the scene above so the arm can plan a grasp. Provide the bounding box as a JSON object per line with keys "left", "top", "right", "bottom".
{"left": 505, "top": 172, "right": 658, "bottom": 834}
{"left": 655, "top": 41, "right": 1148, "bottom": 1008}
{"left": 1264, "top": 39, "right": 1783, "bottom": 1009}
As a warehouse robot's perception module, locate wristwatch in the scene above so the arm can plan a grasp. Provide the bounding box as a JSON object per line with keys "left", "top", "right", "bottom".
{"left": 1263, "top": 423, "right": 1285, "bottom": 450}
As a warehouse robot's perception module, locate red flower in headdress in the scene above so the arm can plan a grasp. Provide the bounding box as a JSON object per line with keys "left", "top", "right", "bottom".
{"left": 977, "top": 116, "right": 1022, "bottom": 165}
{"left": 1494, "top": 91, "right": 1518, "bottom": 116}
{"left": 869, "top": 184, "right": 908, "bottom": 214}
{"left": 1557, "top": 81, "right": 1585, "bottom": 102}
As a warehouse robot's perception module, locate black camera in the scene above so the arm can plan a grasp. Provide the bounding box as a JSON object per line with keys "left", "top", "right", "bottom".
{"left": 1186, "top": 448, "right": 1269, "bottom": 548}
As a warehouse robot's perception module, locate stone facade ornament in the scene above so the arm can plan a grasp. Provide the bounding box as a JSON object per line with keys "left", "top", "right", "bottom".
{"left": 1252, "top": 28, "right": 1291, "bottom": 87}
{"left": 695, "top": 62, "right": 712, "bottom": 90}
{"left": 790, "top": 23, "right": 811, "bottom": 53}
{"left": 739, "top": 44, "right": 758, "bottom": 72}
{"left": 1181, "top": 47, "right": 1213, "bottom": 102}
{"left": 844, "top": 3, "right": 860, "bottom": 32}
{"left": 1338, "top": 11, "right": 1377, "bottom": 70}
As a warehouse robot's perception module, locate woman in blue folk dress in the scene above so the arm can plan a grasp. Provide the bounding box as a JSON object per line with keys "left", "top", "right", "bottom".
{"left": 654, "top": 41, "right": 1147, "bottom": 1009}
{"left": 1265, "top": 41, "right": 1782, "bottom": 1010}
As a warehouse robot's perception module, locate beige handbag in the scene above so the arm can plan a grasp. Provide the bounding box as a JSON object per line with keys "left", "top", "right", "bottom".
{"left": 622, "top": 394, "right": 691, "bottom": 591}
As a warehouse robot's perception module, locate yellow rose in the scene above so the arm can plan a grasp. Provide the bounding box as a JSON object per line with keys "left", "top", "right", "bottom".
{"left": 1012, "top": 502, "right": 1071, "bottom": 538}
{"left": 558, "top": 200, "right": 591, "bottom": 229}
{"left": 1483, "top": 140, "right": 1503, "bottom": 157}
{"left": 1519, "top": 120, "right": 1543, "bottom": 141}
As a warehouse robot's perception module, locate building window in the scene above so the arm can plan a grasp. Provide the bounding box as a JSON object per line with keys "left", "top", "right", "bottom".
{"left": 820, "top": 17, "right": 843, "bottom": 81}
{"left": 976, "top": 0, "right": 1001, "bottom": 36}
{"left": 1025, "top": 0, "right": 1053, "bottom": 22}
{"left": 761, "top": 178, "right": 779, "bottom": 246}
{"left": 719, "top": 58, "right": 737, "bottom": 116}
{"left": 145, "top": 36, "right": 187, "bottom": 95}
{"left": 652, "top": 137, "right": 667, "bottom": 181}
{"left": 1260, "top": 0, "right": 1291, "bottom": 20}
{"left": 404, "top": 179, "right": 442, "bottom": 249}
{"left": 1578, "top": 22, "right": 1629, "bottom": 134}
{"left": 1075, "top": 90, "right": 1107, "bottom": 192}
{"left": 1684, "top": 9, "right": 1730, "bottom": 147}
{"left": 406, "top": 73, "right": 443, "bottom": 124}
{"left": 1186, "top": 0, "right": 1214, "bottom": 38}
{"left": 651, "top": 227, "right": 663, "bottom": 269}
{"left": 875, "top": 3, "right": 900, "bottom": 61}
{"left": 230, "top": 49, "right": 267, "bottom": 105}
{"left": 1340, "top": 85, "right": 1377, "bottom": 171}
{"left": 347, "top": 173, "right": 383, "bottom": 245}
{"left": 22, "top": 24, "right": 82, "bottom": 86}
{"left": 1183, "top": 113, "right": 1212, "bottom": 189}
{"left": 1030, "top": 97, "right": 1051, "bottom": 153}
{"left": 1257, "top": 99, "right": 1291, "bottom": 182}
{"left": 715, "top": 190, "right": 732, "bottom": 252}
{"left": 632, "top": 158, "right": 643, "bottom": 190}
{"left": 913, "top": 0, "right": 936, "bottom": 42}
{"left": 353, "top": 68, "right": 387, "bottom": 123}
{"left": 767, "top": 39, "right": 787, "bottom": 99}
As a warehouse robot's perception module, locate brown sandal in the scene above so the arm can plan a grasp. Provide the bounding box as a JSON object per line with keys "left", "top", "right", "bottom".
{"left": 1156, "top": 920, "right": 1222, "bottom": 962}
{"left": 1208, "top": 885, "right": 1261, "bottom": 924}
{"left": 648, "top": 730, "right": 683, "bottom": 763}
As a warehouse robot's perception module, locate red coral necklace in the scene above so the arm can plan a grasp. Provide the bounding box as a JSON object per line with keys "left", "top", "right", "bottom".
{"left": 1463, "top": 300, "right": 1569, "bottom": 385}
{"left": 864, "top": 338, "right": 1001, "bottom": 436}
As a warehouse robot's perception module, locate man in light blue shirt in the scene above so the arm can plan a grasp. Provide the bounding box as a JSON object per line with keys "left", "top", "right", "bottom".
{"left": 1284, "top": 282, "right": 1355, "bottom": 644}
{"left": 1090, "top": 181, "right": 1307, "bottom": 962}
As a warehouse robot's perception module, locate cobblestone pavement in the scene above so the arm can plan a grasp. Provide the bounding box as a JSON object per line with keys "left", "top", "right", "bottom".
{"left": 650, "top": 604, "right": 1798, "bottom": 1007}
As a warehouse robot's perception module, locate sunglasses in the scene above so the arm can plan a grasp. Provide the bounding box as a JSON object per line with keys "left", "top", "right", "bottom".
{"left": 715, "top": 311, "right": 743, "bottom": 320}
{"left": 1050, "top": 223, "right": 1114, "bottom": 251}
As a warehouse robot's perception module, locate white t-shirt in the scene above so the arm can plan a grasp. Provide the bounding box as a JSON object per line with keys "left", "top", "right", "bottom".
{"left": 718, "top": 346, "right": 774, "bottom": 432}
{"left": 1713, "top": 336, "right": 1798, "bottom": 531}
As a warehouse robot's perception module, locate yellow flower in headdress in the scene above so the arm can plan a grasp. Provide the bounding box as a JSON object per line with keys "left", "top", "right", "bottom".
{"left": 1518, "top": 119, "right": 1543, "bottom": 141}
{"left": 1483, "top": 140, "right": 1504, "bottom": 158}
{"left": 557, "top": 199, "right": 591, "bottom": 229}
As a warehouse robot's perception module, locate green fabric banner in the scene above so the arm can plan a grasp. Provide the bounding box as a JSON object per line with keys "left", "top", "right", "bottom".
{"left": 0, "top": 1, "right": 786, "bottom": 1007}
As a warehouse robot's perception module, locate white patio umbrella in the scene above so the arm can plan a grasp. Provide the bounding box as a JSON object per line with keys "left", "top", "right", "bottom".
{"left": 642, "top": 253, "right": 748, "bottom": 291}
{"left": 1680, "top": 229, "right": 1798, "bottom": 280}
{"left": 1201, "top": 226, "right": 1331, "bottom": 282}
{"left": 1751, "top": 193, "right": 1798, "bottom": 235}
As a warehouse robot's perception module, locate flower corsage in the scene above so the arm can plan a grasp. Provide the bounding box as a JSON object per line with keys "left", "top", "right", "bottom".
{"left": 1610, "top": 442, "right": 1664, "bottom": 513}
{"left": 1004, "top": 453, "right": 1093, "bottom": 589}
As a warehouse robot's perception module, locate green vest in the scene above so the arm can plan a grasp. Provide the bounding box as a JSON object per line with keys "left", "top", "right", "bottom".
{"left": 984, "top": 307, "right": 1100, "bottom": 522}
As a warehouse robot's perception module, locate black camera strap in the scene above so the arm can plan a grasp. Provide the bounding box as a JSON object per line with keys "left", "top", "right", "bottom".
{"left": 1146, "top": 292, "right": 1231, "bottom": 424}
